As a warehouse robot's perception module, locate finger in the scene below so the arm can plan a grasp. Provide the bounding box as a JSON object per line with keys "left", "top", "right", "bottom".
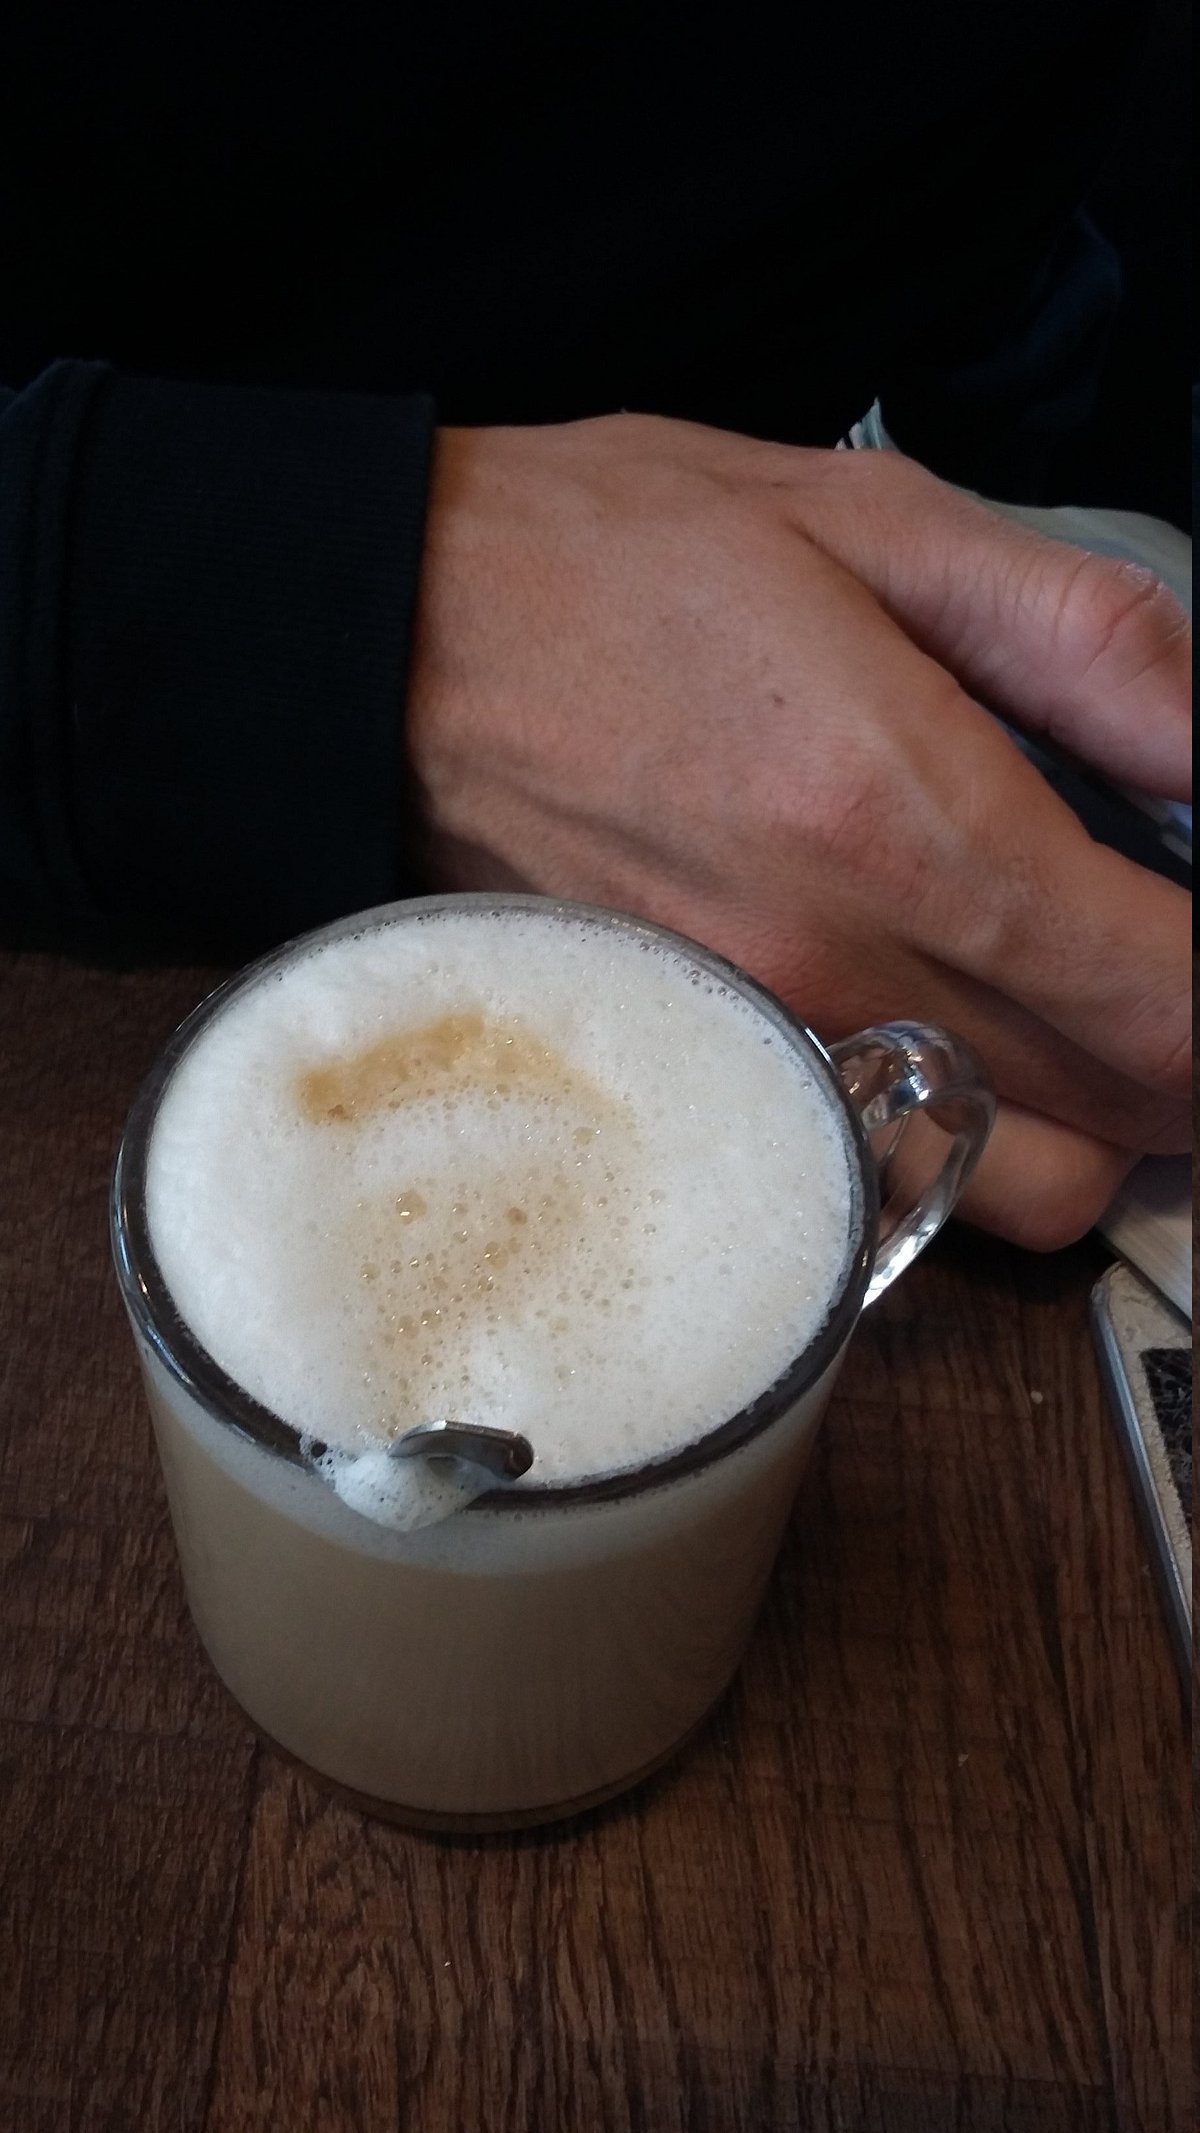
{"left": 951, "top": 1102, "right": 1135, "bottom": 1252}
{"left": 764, "top": 918, "right": 1189, "bottom": 1159}
{"left": 560, "top": 533, "right": 1190, "bottom": 1120}
{"left": 855, "top": 656, "right": 1193, "bottom": 1102}
{"left": 789, "top": 452, "right": 1192, "bottom": 799}
{"left": 916, "top": 955, "right": 1191, "bottom": 1156}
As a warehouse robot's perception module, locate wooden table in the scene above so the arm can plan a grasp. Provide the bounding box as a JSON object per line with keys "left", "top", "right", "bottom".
{"left": 0, "top": 950, "right": 1189, "bottom": 2133}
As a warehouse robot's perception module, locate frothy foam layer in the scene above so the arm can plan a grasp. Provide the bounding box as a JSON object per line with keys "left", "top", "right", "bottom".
{"left": 145, "top": 907, "right": 855, "bottom": 1489}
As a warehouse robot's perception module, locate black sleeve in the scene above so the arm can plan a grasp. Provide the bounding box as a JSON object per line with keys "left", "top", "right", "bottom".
{"left": 877, "top": 211, "right": 1123, "bottom": 505}
{"left": 0, "top": 362, "right": 434, "bottom": 958}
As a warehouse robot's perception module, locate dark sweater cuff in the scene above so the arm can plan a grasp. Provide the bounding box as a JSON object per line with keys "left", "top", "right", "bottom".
{"left": 63, "top": 371, "right": 434, "bottom": 957}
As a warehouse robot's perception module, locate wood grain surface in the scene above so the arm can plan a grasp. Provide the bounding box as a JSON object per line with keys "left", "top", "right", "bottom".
{"left": 0, "top": 949, "right": 1189, "bottom": 2133}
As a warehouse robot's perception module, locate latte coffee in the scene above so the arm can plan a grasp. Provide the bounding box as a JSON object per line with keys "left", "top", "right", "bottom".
{"left": 113, "top": 896, "right": 985, "bottom": 1827}
{"left": 145, "top": 903, "right": 855, "bottom": 1508}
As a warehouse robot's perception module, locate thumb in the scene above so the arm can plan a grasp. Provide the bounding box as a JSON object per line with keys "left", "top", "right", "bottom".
{"left": 796, "top": 453, "right": 1192, "bottom": 801}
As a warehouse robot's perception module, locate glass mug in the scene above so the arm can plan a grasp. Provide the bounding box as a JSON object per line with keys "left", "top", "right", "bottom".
{"left": 111, "top": 896, "right": 994, "bottom": 1830}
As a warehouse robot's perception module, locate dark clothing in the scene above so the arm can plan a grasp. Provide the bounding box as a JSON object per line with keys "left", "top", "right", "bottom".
{"left": 0, "top": 2, "right": 1142, "bottom": 955}
{"left": 0, "top": 365, "right": 432, "bottom": 952}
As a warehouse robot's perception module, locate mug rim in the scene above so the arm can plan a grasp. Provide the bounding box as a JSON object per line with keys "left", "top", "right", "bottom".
{"left": 111, "top": 894, "right": 879, "bottom": 1510}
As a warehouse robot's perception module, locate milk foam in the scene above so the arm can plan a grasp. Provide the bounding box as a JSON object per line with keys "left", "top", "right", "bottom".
{"left": 145, "top": 907, "right": 854, "bottom": 1496}
{"left": 313, "top": 1444, "right": 491, "bottom": 1531}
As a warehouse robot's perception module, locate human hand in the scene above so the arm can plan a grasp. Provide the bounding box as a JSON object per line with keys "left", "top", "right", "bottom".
{"left": 407, "top": 416, "right": 1191, "bottom": 1249}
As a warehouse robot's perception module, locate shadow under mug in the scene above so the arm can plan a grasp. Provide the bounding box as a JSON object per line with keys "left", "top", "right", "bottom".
{"left": 111, "top": 895, "right": 994, "bottom": 1831}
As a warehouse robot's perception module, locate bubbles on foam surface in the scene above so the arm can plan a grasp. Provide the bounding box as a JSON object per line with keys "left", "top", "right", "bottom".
{"left": 145, "top": 907, "right": 855, "bottom": 1498}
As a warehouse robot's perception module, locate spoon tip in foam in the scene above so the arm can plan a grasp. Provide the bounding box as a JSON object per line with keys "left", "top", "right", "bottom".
{"left": 390, "top": 1419, "right": 535, "bottom": 1481}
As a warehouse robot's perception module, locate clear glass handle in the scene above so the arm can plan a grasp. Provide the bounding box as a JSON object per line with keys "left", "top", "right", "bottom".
{"left": 829, "top": 1022, "right": 995, "bottom": 1305}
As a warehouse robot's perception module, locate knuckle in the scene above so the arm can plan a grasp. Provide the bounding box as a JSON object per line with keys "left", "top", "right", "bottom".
{"left": 1054, "top": 552, "right": 1191, "bottom": 687}
{"left": 1125, "top": 1005, "right": 1194, "bottom": 1105}
{"left": 941, "top": 860, "right": 1033, "bottom": 970}
{"left": 808, "top": 771, "right": 887, "bottom": 869}
{"left": 772, "top": 746, "right": 903, "bottom": 880}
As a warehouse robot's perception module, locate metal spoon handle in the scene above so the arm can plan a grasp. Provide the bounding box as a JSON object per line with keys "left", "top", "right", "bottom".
{"left": 390, "top": 1419, "right": 534, "bottom": 1480}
